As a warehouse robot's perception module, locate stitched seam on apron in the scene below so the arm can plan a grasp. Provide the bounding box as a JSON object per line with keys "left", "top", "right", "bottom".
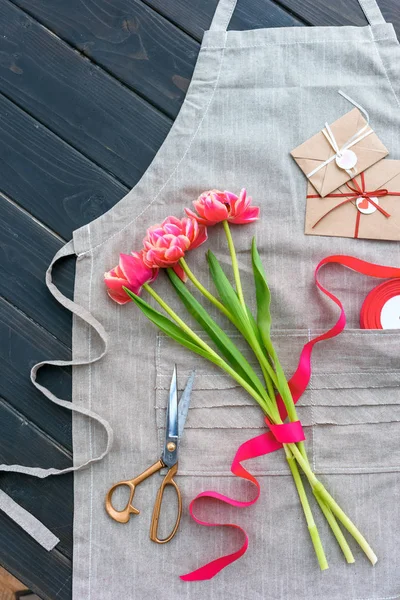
{"left": 369, "top": 27, "right": 400, "bottom": 110}
{"left": 202, "top": 39, "right": 386, "bottom": 50}
{"left": 80, "top": 39, "right": 227, "bottom": 257}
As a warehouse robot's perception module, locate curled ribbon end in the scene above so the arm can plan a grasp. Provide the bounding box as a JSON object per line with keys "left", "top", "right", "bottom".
{"left": 180, "top": 533, "right": 249, "bottom": 581}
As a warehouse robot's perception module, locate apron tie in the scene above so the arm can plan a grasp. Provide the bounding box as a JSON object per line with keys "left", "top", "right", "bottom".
{"left": 0, "top": 240, "right": 113, "bottom": 549}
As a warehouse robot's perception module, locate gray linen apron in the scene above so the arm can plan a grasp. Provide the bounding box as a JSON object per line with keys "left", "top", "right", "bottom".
{"left": 2, "top": 0, "right": 400, "bottom": 597}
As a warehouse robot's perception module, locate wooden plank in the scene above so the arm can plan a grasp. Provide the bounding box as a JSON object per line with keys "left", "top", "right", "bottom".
{"left": 0, "top": 514, "right": 71, "bottom": 600}
{"left": 0, "top": 566, "right": 28, "bottom": 599}
{"left": 276, "top": 0, "right": 399, "bottom": 33}
{"left": 0, "top": 397, "right": 73, "bottom": 559}
{"left": 0, "top": 0, "right": 171, "bottom": 187}
{"left": 274, "top": 0, "right": 368, "bottom": 27}
{"left": 0, "top": 92, "right": 127, "bottom": 239}
{"left": 9, "top": 0, "right": 199, "bottom": 119}
{"left": 379, "top": 0, "right": 400, "bottom": 33}
{"left": 0, "top": 296, "right": 72, "bottom": 450}
{"left": 0, "top": 193, "right": 74, "bottom": 346}
{"left": 142, "top": 0, "right": 304, "bottom": 41}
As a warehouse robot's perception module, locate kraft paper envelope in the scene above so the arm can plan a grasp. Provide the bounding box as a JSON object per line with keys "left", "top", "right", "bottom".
{"left": 305, "top": 160, "right": 400, "bottom": 241}
{"left": 291, "top": 108, "right": 389, "bottom": 197}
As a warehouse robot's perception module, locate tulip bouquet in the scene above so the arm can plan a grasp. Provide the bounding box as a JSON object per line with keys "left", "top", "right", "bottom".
{"left": 105, "top": 189, "right": 376, "bottom": 572}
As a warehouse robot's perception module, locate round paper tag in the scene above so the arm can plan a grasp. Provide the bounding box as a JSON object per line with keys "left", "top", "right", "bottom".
{"left": 335, "top": 149, "right": 357, "bottom": 170}
{"left": 380, "top": 295, "right": 400, "bottom": 329}
{"left": 356, "top": 196, "right": 378, "bottom": 215}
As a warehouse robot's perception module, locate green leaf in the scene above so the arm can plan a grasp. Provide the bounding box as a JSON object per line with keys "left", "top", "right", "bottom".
{"left": 206, "top": 251, "right": 250, "bottom": 333}
{"left": 251, "top": 239, "right": 296, "bottom": 418}
{"left": 124, "top": 288, "right": 213, "bottom": 362}
{"left": 167, "top": 269, "right": 267, "bottom": 398}
{"left": 251, "top": 238, "right": 272, "bottom": 342}
{"left": 245, "top": 305, "right": 264, "bottom": 349}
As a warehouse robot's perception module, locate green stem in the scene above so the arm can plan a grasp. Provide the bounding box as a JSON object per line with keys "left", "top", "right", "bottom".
{"left": 182, "top": 242, "right": 351, "bottom": 564}
{"left": 222, "top": 221, "right": 280, "bottom": 391}
{"left": 223, "top": 220, "right": 247, "bottom": 313}
{"left": 143, "top": 283, "right": 274, "bottom": 416}
{"left": 288, "top": 442, "right": 377, "bottom": 565}
{"left": 284, "top": 446, "right": 328, "bottom": 571}
{"left": 144, "top": 283, "right": 331, "bottom": 569}
{"left": 263, "top": 334, "right": 353, "bottom": 560}
{"left": 312, "top": 494, "right": 355, "bottom": 564}
{"left": 179, "top": 257, "right": 277, "bottom": 401}
{"left": 179, "top": 257, "right": 233, "bottom": 321}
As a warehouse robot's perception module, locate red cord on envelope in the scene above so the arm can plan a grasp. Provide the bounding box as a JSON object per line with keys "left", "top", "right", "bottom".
{"left": 181, "top": 255, "right": 400, "bottom": 582}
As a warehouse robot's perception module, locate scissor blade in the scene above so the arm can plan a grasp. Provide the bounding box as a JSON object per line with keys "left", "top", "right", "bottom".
{"left": 166, "top": 365, "right": 179, "bottom": 440}
{"left": 162, "top": 366, "right": 179, "bottom": 468}
{"left": 178, "top": 370, "right": 195, "bottom": 440}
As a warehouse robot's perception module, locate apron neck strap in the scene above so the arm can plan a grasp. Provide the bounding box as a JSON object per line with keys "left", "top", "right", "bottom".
{"left": 358, "top": 0, "right": 386, "bottom": 25}
{"left": 209, "top": 0, "right": 385, "bottom": 31}
{"left": 209, "top": 0, "right": 237, "bottom": 31}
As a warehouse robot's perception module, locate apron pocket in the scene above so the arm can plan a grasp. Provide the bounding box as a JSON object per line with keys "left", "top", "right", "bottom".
{"left": 155, "top": 331, "right": 313, "bottom": 476}
{"left": 309, "top": 329, "right": 400, "bottom": 475}
{"left": 156, "top": 328, "right": 400, "bottom": 476}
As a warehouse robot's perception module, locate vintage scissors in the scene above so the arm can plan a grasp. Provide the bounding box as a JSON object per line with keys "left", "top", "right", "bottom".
{"left": 105, "top": 366, "right": 194, "bottom": 544}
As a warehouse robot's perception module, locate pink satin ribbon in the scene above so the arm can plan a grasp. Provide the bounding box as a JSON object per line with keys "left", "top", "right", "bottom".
{"left": 181, "top": 255, "right": 400, "bottom": 582}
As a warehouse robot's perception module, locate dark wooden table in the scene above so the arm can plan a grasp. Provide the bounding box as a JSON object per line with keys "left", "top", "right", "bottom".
{"left": 0, "top": 1, "right": 399, "bottom": 598}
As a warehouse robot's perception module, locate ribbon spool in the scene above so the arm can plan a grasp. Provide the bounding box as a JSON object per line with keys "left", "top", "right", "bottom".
{"left": 360, "top": 279, "right": 400, "bottom": 329}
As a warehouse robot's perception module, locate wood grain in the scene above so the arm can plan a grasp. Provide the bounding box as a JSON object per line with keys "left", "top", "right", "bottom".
{"left": 0, "top": 92, "right": 128, "bottom": 239}
{"left": 0, "top": 513, "right": 71, "bottom": 600}
{"left": 9, "top": 0, "right": 199, "bottom": 119}
{"left": 143, "top": 0, "right": 400, "bottom": 39}
{"left": 0, "top": 0, "right": 171, "bottom": 186}
{"left": 144, "top": 0, "right": 304, "bottom": 40}
{"left": 275, "top": 0, "right": 399, "bottom": 34}
{"left": 0, "top": 566, "right": 28, "bottom": 599}
{"left": 0, "top": 297, "right": 72, "bottom": 450}
{"left": 0, "top": 193, "right": 74, "bottom": 345}
{"left": 0, "top": 397, "right": 73, "bottom": 558}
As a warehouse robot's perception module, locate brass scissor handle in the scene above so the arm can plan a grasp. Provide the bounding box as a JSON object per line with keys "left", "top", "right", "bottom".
{"left": 150, "top": 463, "right": 182, "bottom": 544}
{"left": 105, "top": 460, "right": 182, "bottom": 544}
{"left": 105, "top": 459, "right": 164, "bottom": 523}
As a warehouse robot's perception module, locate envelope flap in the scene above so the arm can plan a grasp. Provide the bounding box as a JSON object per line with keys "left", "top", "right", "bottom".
{"left": 291, "top": 108, "right": 368, "bottom": 162}
{"left": 329, "top": 108, "right": 367, "bottom": 148}
{"left": 337, "top": 160, "right": 400, "bottom": 195}
{"left": 290, "top": 132, "right": 335, "bottom": 162}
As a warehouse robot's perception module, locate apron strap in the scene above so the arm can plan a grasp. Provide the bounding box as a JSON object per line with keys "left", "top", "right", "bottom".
{"left": 209, "top": 0, "right": 385, "bottom": 31}
{"left": 0, "top": 490, "right": 60, "bottom": 551}
{"left": 0, "top": 240, "right": 113, "bottom": 548}
{"left": 357, "top": 0, "right": 386, "bottom": 25}
{"left": 0, "top": 239, "right": 113, "bottom": 478}
{"left": 209, "top": 0, "right": 237, "bottom": 31}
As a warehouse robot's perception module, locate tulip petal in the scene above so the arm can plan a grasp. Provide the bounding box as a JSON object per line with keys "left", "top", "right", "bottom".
{"left": 184, "top": 207, "right": 209, "bottom": 225}
{"left": 172, "top": 262, "right": 187, "bottom": 282}
{"left": 106, "top": 288, "right": 131, "bottom": 304}
{"left": 190, "top": 225, "right": 208, "bottom": 249}
{"left": 104, "top": 274, "right": 128, "bottom": 291}
{"left": 229, "top": 205, "right": 260, "bottom": 224}
{"left": 164, "top": 245, "right": 185, "bottom": 262}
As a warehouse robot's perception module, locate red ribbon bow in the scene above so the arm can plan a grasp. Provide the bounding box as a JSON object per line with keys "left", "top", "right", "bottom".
{"left": 307, "top": 172, "right": 399, "bottom": 238}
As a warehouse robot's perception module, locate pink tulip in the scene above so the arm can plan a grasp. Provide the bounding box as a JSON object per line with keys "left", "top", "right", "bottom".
{"left": 104, "top": 252, "right": 158, "bottom": 304}
{"left": 185, "top": 188, "right": 260, "bottom": 226}
{"left": 142, "top": 216, "right": 207, "bottom": 273}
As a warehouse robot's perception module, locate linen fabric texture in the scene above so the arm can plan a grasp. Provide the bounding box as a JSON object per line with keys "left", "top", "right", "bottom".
{"left": 5, "top": 0, "right": 400, "bottom": 598}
